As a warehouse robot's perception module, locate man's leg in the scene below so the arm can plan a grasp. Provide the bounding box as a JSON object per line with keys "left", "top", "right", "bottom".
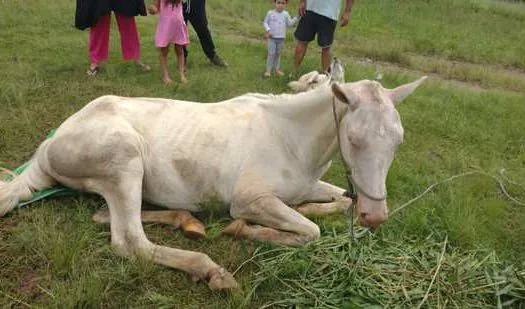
{"left": 293, "top": 41, "right": 308, "bottom": 75}
{"left": 292, "top": 11, "right": 316, "bottom": 76}
{"left": 186, "top": 0, "right": 227, "bottom": 66}
{"left": 317, "top": 14, "right": 337, "bottom": 73}
{"left": 183, "top": 2, "right": 190, "bottom": 61}
{"left": 321, "top": 47, "right": 331, "bottom": 72}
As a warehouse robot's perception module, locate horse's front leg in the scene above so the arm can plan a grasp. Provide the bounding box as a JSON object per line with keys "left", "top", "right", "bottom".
{"left": 294, "top": 180, "right": 352, "bottom": 217}
{"left": 222, "top": 194, "right": 320, "bottom": 246}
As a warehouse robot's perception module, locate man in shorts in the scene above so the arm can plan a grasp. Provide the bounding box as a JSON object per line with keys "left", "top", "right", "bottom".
{"left": 292, "top": 0, "right": 355, "bottom": 75}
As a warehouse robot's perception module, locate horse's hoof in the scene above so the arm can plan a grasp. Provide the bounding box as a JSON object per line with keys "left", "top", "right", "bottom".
{"left": 182, "top": 218, "right": 206, "bottom": 240}
{"left": 220, "top": 219, "right": 246, "bottom": 237}
{"left": 207, "top": 268, "right": 238, "bottom": 290}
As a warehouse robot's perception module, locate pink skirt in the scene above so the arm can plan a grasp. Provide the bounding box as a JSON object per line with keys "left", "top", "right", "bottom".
{"left": 155, "top": 16, "right": 189, "bottom": 47}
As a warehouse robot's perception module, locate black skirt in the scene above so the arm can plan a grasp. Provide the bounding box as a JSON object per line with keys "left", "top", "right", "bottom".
{"left": 75, "top": 0, "right": 147, "bottom": 30}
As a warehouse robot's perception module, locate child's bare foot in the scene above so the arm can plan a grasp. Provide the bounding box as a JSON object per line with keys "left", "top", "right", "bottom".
{"left": 163, "top": 76, "right": 173, "bottom": 84}
{"left": 263, "top": 71, "right": 271, "bottom": 78}
{"left": 276, "top": 70, "right": 284, "bottom": 77}
{"left": 180, "top": 75, "right": 188, "bottom": 84}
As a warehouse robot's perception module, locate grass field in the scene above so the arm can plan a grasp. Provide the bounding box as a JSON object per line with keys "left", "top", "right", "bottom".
{"left": 1, "top": 0, "right": 525, "bottom": 307}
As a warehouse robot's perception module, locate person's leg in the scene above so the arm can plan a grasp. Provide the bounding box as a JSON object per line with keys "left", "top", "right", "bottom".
{"left": 175, "top": 44, "right": 187, "bottom": 83}
{"left": 292, "top": 11, "right": 316, "bottom": 76}
{"left": 274, "top": 39, "right": 285, "bottom": 76}
{"left": 159, "top": 47, "right": 172, "bottom": 84}
{"left": 88, "top": 14, "right": 111, "bottom": 74}
{"left": 115, "top": 13, "right": 150, "bottom": 71}
{"left": 182, "top": 1, "right": 190, "bottom": 61}
{"left": 265, "top": 39, "right": 277, "bottom": 77}
{"left": 316, "top": 14, "right": 337, "bottom": 72}
{"left": 293, "top": 41, "right": 308, "bottom": 75}
{"left": 321, "top": 47, "right": 331, "bottom": 72}
{"left": 187, "top": 0, "right": 227, "bottom": 66}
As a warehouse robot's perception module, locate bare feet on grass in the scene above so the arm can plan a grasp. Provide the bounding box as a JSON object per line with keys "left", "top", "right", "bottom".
{"left": 163, "top": 76, "right": 173, "bottom": 85}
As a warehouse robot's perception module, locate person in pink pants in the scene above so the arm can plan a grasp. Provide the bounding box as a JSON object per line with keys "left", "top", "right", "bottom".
{"left": 75, "top": 0, "right": 151, "bottom": 76}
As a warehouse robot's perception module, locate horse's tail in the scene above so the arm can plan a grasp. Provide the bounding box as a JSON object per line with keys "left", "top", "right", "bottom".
{"left": 0, "top": 143, "right": 56, "bottom": 217}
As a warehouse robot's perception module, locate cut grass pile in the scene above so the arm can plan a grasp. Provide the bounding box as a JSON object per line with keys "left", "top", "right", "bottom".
{"left": 250, "top": 233, "right": 525, "bottom": 308}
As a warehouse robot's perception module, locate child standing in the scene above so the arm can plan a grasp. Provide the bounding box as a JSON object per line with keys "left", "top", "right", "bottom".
{"left": 149, "top": 0, "right": 189, "bottom": 84}
{"left": 263, "top": 0, "right": 298, "bottom": 77}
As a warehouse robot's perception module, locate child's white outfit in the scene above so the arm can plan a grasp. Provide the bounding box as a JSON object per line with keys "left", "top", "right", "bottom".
{"left": 263, "top": 9, "right": 298, "bottom": 73}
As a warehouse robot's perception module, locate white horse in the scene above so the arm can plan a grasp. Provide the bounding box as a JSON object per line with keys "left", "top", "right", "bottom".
{"left": 0, "top": 75, "right": 426, "bottom": 289}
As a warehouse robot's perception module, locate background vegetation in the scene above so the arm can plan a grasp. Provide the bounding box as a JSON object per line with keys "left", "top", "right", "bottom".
{"left": 1, "top": 0, "right": 524, "bottom": 307}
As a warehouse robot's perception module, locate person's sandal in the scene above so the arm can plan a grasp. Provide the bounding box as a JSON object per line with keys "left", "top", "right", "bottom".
{"left": 136, "top": 61, "right": 151, "bottom": 72}
{"left": 86, "top": 66, "right": 100, "bottom": 76}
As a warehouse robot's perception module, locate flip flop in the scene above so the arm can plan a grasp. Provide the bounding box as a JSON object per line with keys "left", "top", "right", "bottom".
{"left": 86, "top": 66, "right": 100, "bottom": 76}
{"left": 137, "top": 62, "right": 151, "bottom": 72}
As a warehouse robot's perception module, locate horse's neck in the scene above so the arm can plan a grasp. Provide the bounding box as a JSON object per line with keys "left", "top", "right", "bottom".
{"left": 264, "top": 87, "right": 346, "bottom": 171}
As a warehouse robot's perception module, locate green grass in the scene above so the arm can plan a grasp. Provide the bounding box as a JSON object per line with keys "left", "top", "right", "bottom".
{"left": 1, "top": 0, "right": 525, "bottom": 307}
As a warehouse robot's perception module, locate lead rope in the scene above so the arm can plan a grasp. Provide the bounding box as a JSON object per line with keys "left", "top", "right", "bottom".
{"left": 331, "top": 97, "right": 359, "bottom": 241}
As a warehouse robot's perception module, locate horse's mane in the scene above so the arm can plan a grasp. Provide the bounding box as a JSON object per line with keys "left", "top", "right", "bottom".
{"left": 242, "top": 83, "right": 332, "bottom": 105}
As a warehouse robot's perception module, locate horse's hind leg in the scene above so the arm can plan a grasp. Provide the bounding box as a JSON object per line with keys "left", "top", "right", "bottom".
{"left": 46, "top": 129, "right": 236, "bottom": 290}
{"left": 93, "top": 208, "right": 206, "bottom": 239}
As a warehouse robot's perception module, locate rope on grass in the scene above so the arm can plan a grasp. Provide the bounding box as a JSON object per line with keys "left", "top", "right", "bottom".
{"left": 390, "top": 169, "right": 525, "bottom": 218}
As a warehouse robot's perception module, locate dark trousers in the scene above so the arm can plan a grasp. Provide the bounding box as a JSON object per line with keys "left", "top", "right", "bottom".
{"left": 183, "top": 0, "right": 216, "bottom": 60}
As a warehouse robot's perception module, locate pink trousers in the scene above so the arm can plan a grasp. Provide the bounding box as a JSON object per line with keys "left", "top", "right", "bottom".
{"left": 89, "top": 13, "right": 141, "bottom": 64}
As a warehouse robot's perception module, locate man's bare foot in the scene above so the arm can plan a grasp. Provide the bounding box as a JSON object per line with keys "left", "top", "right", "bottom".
{"left": 180, "top": 75, "right": 188, "bottom": 84}
{"left": 276, "top": 70, "right": 284, "bottom": 77}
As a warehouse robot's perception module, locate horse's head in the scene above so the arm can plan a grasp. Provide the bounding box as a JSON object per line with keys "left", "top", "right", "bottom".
{"left": 331, "top": 76, "right": 427, "bottom": 228}
{"left": 288, "top": 71, "right": 331, "bottom": 93}
{"left": 288, "top": 58, "right": 345, "bottom": 92}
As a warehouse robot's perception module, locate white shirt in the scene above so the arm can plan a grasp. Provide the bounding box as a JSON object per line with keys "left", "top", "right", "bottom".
{"left": 306, "top": 0, "right": 341, "bottom": 21}
{"left": 263, "top": 10, "right": 299, "bottom": 39}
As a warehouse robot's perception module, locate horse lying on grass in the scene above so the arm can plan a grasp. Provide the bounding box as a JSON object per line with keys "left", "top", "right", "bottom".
{"left": 0, "top": 73, "right": 426, "bottom": 290}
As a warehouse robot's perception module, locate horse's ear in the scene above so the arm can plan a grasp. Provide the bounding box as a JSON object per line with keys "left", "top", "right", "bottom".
{"left": 331, "top": 83, "right": 358, "bottom": 110}
{"left": 386, "top": 76, "right": 427, "bottom": 106}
